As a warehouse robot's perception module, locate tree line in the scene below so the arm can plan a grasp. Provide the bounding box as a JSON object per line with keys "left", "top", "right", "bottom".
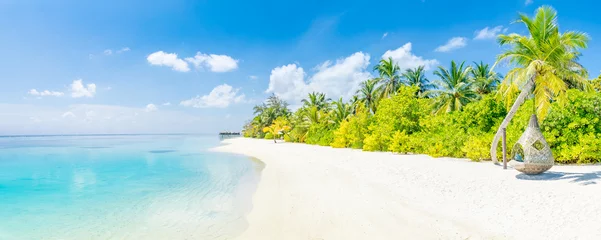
{"left": 243, "top": 6, "right": 601, "bottom": 164}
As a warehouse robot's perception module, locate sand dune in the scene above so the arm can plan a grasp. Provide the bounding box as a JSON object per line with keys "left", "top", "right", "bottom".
{"left": 211, "top": 138, "right": 601, "bottom": 240}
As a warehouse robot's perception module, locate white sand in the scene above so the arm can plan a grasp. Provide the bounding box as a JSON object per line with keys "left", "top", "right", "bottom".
{"left": 211, "top": 138, "right": 601, "bottom": 240}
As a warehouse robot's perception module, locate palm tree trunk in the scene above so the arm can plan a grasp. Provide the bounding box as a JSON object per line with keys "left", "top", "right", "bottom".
{"left": 490, "top": 76, "right": 535, "bottom": 163}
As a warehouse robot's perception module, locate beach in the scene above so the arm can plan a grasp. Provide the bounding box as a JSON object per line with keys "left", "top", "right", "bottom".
{"left": 212, "top": 137, "right": 601, "bottom": 240}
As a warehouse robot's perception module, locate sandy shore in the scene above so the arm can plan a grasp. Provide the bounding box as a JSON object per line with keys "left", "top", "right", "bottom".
{"left": 211, "top": 138, "right": 601, "bottom": 240}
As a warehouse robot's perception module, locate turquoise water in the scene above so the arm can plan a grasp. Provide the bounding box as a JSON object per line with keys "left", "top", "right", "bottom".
{"left": 0, "top": 135, "right": 262, "bottom": 240}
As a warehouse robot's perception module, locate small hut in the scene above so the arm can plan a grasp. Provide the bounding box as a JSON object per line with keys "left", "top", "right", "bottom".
{"left": 510, "top": 114, "right": 554, "bottom": 174}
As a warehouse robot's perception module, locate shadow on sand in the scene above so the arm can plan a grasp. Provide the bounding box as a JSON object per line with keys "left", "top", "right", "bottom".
{"left": 516, "top": 171, "right": 601, "bottom": 186}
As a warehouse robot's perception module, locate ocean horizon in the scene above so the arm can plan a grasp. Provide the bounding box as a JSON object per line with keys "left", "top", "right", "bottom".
{"left": 0, "top": 135, "right": 262, "bottom": 239}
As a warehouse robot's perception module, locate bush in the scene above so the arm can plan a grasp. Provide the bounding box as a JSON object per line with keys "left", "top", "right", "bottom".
{"left": 331, "top": 104, "right": 371, "bottom": 148}
{"left": 542, "top": 89, "right": 601, "bottom": 163}
{"left": 363, "top": 86, "right": 428, "bottom": 151}
{"left": 461, "top": 133, "right": 494, "bottom": 161}
{"left": 305, "top": 123, "right": 335, "bottom": 146}
{"left": 388, "top": 131, "right": 412, "bottom": 154}
{"left": 264, "top": 132, "right": 274, "bottom": 139}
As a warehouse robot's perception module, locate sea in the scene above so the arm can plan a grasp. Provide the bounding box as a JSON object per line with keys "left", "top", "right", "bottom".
{"left": 0, "top": 135, "right": 262, "bottom": 240}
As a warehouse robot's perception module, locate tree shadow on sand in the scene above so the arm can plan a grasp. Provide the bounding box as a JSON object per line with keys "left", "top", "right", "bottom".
{"left": 515, "top": 171, "right": 601, "bottom": 186}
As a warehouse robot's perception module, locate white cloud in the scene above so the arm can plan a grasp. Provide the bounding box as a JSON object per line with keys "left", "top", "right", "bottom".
{"left": 103, "top": 49, "right": 113, "bottom": 55}
{"left": 249, "top": 75, "right": 258, "bottom": 80}
{"left": 525, "top": 0, "right": 533, "bottom": 5}
{"left": 70, "top": 79, "right": 96, "bottom": 98}
{"left": 474, "top": 26, "right": 504, "bottom": 40}
{"left": 435, "top": 37, "right": 468, "bottom": 52}
{"left": 147, "top": 51, "right": 190, "bottom": 72}
{"left": 266, "top": 52, "right": 372, "bottom": 104}
{"left": 180, "top": 84, "right": 245, "bottom": 108}
{"left": 62, "top": 111, "right": 76, "bottom": 118}
{"left": 28, "top": 89, "right": 64, "bottom": 97}
{"left": 162, "top": 102, "right": 171, "bottom": 106}
{"left": 185, "top": 52, "right": 239, "bottom": 72}
{"left": 145, "top": 104, "right": 158, "bottom": 112}
{"left": 382, "top": 43, "right": 439, "bottom": 71}
{"left": 382, "top": 32, "right": 388, "bottom": 39}
{"left": 116, "top": 47, "right": 130, "bottom": 54}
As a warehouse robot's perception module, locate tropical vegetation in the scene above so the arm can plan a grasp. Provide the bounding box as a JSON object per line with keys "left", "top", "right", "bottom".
{"left": 243, "top": 6, "right": 601, "bottom": 164}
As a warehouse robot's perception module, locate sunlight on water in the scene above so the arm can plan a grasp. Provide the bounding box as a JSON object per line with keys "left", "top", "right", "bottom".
{"left": 0, "top": 135, "right": 261, "bottom": 240}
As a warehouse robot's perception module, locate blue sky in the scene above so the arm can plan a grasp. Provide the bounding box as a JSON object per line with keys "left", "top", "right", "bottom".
{"left": 0, "top": 0, "right": 600, "bottom": 135}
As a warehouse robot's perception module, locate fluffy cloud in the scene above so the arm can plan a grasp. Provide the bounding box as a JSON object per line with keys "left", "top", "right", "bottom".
{"left": 435, "top": 37, "right": 468, "bottom": 52}
{"left": 382, "top": 43, "right": 439, "bottom": 71}
{"left": 266, "top": 52, "right": 372, "bottom": 104}
{"left": 145, "top": 104, "right": 158, "bottom": 112}
{"left": 71, "top": 79, "right": 96, "bottom": 98}
{"left": 382, "top": 32, "right": 388, "bottom": 39}
{"left": 180, "top": 84, "right": 245, "bottom": 108}
{"left": 162, "top": 102, "right": 171, "bottom": 106}
{"left": 474, "top": 26, "right": 504, "bottom": 40}
{"left": 185, "top": 52, "right": 239, "bottom": 72}
{"left": 147, "top": 51, "right": 190, "bottom": 72}
{"left": 28, "top": 89, "right": 64, "bottom": 97}
{"left": 103, "top": 49, "right": 113, "bottom": 55}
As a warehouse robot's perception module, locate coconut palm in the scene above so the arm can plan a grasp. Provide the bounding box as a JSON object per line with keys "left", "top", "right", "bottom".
{"left": 374, "top": 57, "right": 402, "bottom": 98}
{"left": 470, "top": 61, "right": 501, "bottom": 95}
{"left": 401, "top": 66, "right": 433, "bottom": 98}
{"left": 430, "top": 61, "right": 479, "bottom": 114}
{"left": 301, "top": 92, "right": 330, "bottom": 111}
{"left": 331, "top": 97, "right": 352, "bottom": 124}
{"left": 490, "top": 6, "right": 590, "bottom": 163}
{"left": 356, "top": 78, "right": 380, "bottom": 113}
{"left": 349, "top": 95, "right": 360, "bottom": 114}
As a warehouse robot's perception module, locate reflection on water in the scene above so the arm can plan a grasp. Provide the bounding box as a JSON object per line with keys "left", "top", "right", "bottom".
{"left": 0, "top": 135, "right": 261, "bottom": 240}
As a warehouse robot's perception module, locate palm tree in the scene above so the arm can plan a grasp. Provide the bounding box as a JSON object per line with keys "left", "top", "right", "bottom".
{"left": 262, "top": 117, "right": 291, "bottom": 143}
{"left": 331, "top": 98, "right": 351, "bottom": 124}
{"left": 374, "top": 57, "right": 402, "bottom": 98}
{"left": 490, "top": 6, "right": 590, "bottom": 163}
{"left": 301, "top": 92, "right": 330, "bottom": 111}
{"left": 401, "top": 66, "right": 433, "bottom": 98}
{"left": 303, "top": 106, "right": 325, "bottom": 125}
{"left": 430, "top": 61, "right": 479, "bottom": 114}
{"left": 356, "top": 79, "right": 380, "bottom": 114}
{"left": 470, "top": 61, "right": 501, "bottom": 95}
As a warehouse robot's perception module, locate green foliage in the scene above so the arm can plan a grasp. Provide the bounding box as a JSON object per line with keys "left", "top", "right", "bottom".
{"left": 388, "top": 131, "right": 412, "bottom": 154}
{"left": 363, "top": 86, "right": 427, "bottom": 151}
{"left": 331, "top": 104, "right": 371, "bottom": 149}
{"left": 462, "top": 133, "right": 494, "bottom": 161}
{"left": 541, "top": 89, "right": 601, "bottom": 163}
{"left": 264, "top": 132, "right": 274, "bottom": 139}
{"left": 305, "top": 123, "right": 335, "bottom": 146}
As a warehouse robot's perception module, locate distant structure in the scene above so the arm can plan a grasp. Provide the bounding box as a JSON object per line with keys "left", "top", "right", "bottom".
{"left": 219, "top": 131, "right": 241, "bottom": 139}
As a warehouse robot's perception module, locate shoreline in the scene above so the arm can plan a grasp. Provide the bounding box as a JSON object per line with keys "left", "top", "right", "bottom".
{"left": 211, "top": 137, "right": 601, "bottom": 240}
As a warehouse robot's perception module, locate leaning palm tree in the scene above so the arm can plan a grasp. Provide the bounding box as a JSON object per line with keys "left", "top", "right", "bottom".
{"left": 470, "top": 61, "right": 501, "bottom": 95}
{"left": 430, "top": 61, "right": 479, "bottom": 114}
{"left": 356, "top": 79, "right": 380, "bottom": 114}
{"left": 401, "top": 66, "right": 433, "bottom": 98}
{"left": 490, "top": 6, "right": 590, "bottom": 163}
{"left": 301, "top": 92, "right": 330, "bottom": 111}
{"left": 374, "top": 57, "right": 402, "bottom": 98}
{"left": 331, "top": 98, "right": 352, "bottom": 124}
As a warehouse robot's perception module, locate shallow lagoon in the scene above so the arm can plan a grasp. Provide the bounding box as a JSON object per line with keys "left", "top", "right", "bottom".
{"left": 0, "top": 135, "right": 261, "bottom": 240}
